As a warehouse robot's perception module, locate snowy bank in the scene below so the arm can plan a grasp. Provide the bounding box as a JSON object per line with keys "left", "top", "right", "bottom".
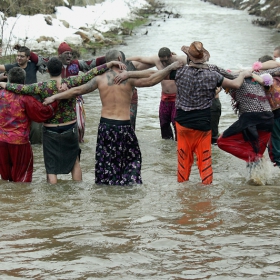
{"left": 0, "top": 0, "right": 152, "bottom": 55}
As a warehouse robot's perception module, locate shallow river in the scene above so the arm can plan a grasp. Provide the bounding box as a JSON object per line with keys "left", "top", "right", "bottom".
{"left": 1, "top": 0, "right": 280, "bottom": 279}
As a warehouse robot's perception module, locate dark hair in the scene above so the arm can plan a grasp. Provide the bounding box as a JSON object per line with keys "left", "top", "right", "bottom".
{"left": 18, "top": 46, "right": 31, "bottom": 57}
{"left": 120, "top": 51, "right": 126, "bottom": 62}
{"left": 8, "top": 67, "right": 26, "bottom": 84}
{"left": 47, "top": 57, "right": 63, "bottom": 77}
{"left": 258, "top": 55, "right": 273, "bottom": 63}
{"left": 158, "top": 47, "right": 171, "bottom": 58}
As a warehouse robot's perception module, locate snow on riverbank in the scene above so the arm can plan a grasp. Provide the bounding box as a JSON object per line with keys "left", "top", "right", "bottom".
{"left": 0, "top": 0, "right": 151, "bottom": 55}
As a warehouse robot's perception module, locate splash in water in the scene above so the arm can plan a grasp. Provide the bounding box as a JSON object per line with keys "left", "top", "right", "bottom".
{"left": 246, "top": 156, "right": 274, "bottom": 185}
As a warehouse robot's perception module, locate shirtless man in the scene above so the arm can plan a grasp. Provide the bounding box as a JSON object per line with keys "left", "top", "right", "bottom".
{"left": 43, "top": 49, "right": 183, "bottom": 186}
{"left": 0, "top": 57, "right": 123, "bottom": 185}
{"left": 120, "top": 51, "right": 153, "bottom": 130}
{"left": 127, "top": 47, "right": 188, "bottom": 140}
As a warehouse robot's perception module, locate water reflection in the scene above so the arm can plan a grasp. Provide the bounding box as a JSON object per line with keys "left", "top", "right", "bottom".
{"left": 1, "top": 0, "right": 280, "bottom": 278}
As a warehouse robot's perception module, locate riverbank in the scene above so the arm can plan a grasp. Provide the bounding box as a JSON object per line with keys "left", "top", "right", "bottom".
{"left": 0, "top": 0, "right": 179, "bottom": 60}
{"left": 204, "top": 0, "right": 280, "bottom": 30}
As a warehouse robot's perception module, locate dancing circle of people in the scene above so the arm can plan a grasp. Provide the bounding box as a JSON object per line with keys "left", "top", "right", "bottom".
{"left": 1, "top": 42, "right": 280, "bottom": 186}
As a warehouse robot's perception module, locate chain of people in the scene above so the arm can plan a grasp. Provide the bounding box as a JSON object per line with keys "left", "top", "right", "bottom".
{"left": 0, "top": 42, "right": 280, "bottom": 186}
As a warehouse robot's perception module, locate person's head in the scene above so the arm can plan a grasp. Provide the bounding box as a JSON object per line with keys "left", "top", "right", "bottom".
{"left": 273, "top": 46, "right": 280, "bottom": 61}
{"left": 16, "top": 46, "right": 30, "bottom": 67}
{"left": 182, "top": 41, "right": 210, "bottom": 64}
{"left": 158, "top": 47, "right": 172, "bottom": 67}
{"left": 47, "top": 57, "right": 63, "bottom": 77}
{"left": 105, "top": 49, "right": 123, "bottom": 63}
{"left": 58, "top": 42, "right": 73, "bottom": 65}
{"left": 8, "top": 67, "right": 26, "bottom": 84}
{"left": 258, "top": 55, "right": 273, "bottom": 63}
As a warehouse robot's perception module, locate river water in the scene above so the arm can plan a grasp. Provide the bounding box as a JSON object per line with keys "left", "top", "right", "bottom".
{"left": 1, "top": 0, "right": 280, "bottom": 279}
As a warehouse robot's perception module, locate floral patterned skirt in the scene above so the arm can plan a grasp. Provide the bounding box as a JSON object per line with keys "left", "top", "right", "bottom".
{"left": 95, "top": 118, "right": 142, "bottom": 186}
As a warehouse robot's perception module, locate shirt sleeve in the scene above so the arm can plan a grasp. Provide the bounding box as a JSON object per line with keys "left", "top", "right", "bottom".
{"left": 260, "top": 67, "right": 280, "bottom": 76}
{"left": 23, "top": 96, "right": 58, "bottom": 122}
{"left": 4, "top": 63, "right": 17, "bottom": 72}
{"left": 29, "top": 52, "right": 39, "bottom": 64}
{"left": 6, "top": 82, "right": 45, "bottom": 101}
{"left": 30, "top": 52, "right": 49, "bottom": 73}
{"left": 217, "top": 75, "right": 224, "bottom": 87}
{"left": 78, "top": 56, "right": 106, "bottom": 72}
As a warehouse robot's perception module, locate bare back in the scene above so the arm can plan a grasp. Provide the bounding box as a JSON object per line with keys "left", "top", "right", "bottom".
{"left": 97, "top": 67, "right": 134, "bottom": 120}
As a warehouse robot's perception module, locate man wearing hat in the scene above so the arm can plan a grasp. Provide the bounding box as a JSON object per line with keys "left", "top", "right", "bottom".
{"left": 174, "top": 41, "right": 252, "bottom": 185}
{"left": 113, "top": 42, "right": 252, "bottom": 185}
{"left": 56, "top": 42, "right": 106, "bottom": 78}
{"left": 42, "top": 50, "right": 183, "bottom": 186}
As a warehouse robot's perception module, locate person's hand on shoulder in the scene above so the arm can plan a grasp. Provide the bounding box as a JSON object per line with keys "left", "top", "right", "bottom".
{"left": 169, "top": 60, "right": 184, "bottom": 70}
{"left": 43, "top": 96, "right": 56, "bottom": 106}
{"left": 242, "top": 69, "right": 253, "bottom": 78}
{"left": 58, "top": 83, "right": 69, "bottom": 93}
{"left": 114, "top": 70, "right": 129, "bottom": 84}
{"left": 107, "top": 61, "right": 127, "bottom": 70}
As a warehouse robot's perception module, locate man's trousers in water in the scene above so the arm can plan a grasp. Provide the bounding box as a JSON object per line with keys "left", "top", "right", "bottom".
{"left": 159, "top": 93, "right": 176, "bottom": 140}
{"left": 176, "top": 122, "right": 213, "bottom": 185}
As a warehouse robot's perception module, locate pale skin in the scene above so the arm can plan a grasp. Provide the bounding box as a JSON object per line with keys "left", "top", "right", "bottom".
{"left": 43, "top": 61, "right": 184, "bottom": 121}
{"left": 0, "top": 60, "right": 126, "bottom": 185}
{"left": 115, "top": 63, "right": 252, "bottom": 90}
{"left": 258, "top": 60, "right": 280, "bottom": 70}
{"left": 0, "top": 51, "right": 30, "bottom": 72}
{"left": 220, "top": 70, "right": 252, "bottom": 89}
{"left": 130, "top": 60, "right": 154, "bottom": 71}
{"left": 117, "top": 44, "right": 214, "bottom": 84}
{"left": 127, "top": 52, "right": 187, "bottom": 93}
{"left": 252, "top": 73, "right": 265, "bottom": 85}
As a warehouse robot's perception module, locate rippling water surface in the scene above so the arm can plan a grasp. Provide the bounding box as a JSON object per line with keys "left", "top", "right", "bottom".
{"left": 1, "top": 0, "right": 280, "bottom": 279}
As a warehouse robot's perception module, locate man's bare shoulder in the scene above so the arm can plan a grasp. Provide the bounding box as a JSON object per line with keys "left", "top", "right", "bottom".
{"left": 174, "top": 55, "right": 187, "bottom": 65}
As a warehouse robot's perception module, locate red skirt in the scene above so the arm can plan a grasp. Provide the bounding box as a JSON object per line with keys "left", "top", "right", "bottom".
{"left": 0, "top": 142, "right": 33, "bottom": 182}
{"left": 217, "top": 131, "right": 271, "bottom": 162}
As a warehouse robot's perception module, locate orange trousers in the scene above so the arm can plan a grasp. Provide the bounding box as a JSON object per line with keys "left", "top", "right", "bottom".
{"left": 176, "top": 122, "right": 213, "bottom": 185}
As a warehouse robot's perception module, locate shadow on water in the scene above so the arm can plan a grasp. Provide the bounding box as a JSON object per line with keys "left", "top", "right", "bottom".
{"left": 1, "top": 0, "right": 280, "bottom": 279}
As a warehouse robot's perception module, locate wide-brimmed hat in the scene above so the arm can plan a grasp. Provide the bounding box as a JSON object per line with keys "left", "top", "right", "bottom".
{"left": 182, "top": 41, "right": 210, "bottom": 63}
